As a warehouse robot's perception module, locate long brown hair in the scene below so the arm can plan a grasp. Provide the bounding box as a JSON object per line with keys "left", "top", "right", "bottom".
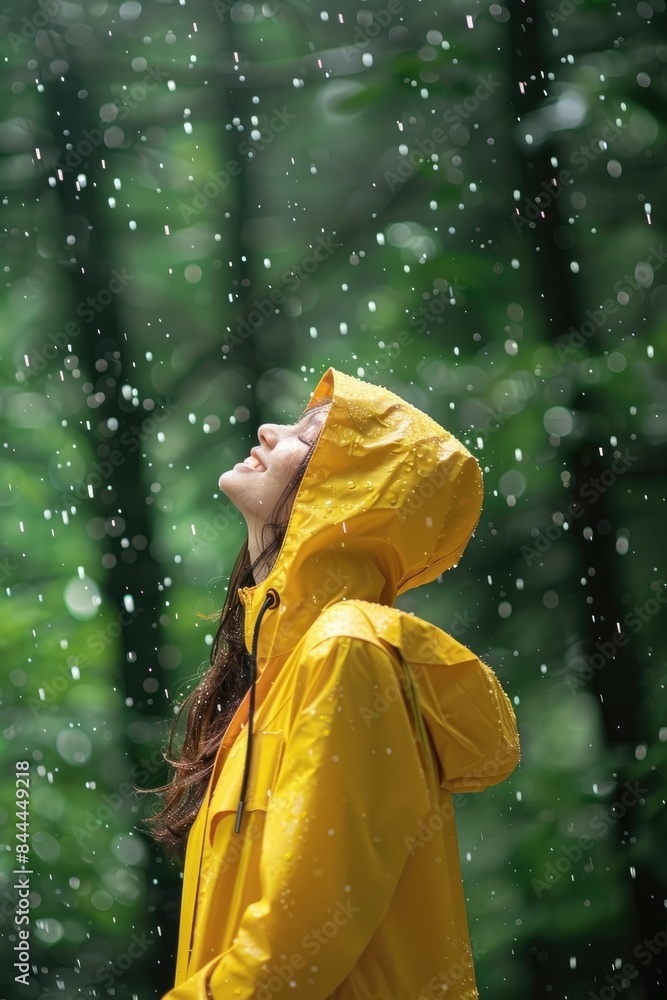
{"left": 137, "top": 399, "right": 330, "bottom": 858}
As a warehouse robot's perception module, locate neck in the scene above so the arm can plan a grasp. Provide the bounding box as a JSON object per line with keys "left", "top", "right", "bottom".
{"left": 246, "top": 516, "right": 271, "bottom": 585}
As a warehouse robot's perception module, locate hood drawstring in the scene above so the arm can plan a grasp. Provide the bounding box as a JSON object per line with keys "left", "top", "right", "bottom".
{"left": 235, "top": 587, "right": 280, "bottom": 834}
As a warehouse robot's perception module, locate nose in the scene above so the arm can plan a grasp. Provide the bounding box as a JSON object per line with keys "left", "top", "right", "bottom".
{"left": 257, "top": 422, "right": 281, "bottom": 448}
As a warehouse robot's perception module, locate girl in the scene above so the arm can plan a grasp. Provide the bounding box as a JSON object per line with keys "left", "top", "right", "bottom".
{"left": 143, "top": 367, "right": 520, "bottom": 1000}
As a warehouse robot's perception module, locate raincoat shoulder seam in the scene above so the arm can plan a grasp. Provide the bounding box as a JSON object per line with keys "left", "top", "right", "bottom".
{"left": 298, "top": 600, "right": 384, "bottom": 644}
{"left": 302, "top": 629, "right": 393, "bottom": 659}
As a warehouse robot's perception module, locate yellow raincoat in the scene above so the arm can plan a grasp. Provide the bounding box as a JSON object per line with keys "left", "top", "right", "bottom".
{"left": 163, "top": 368, "right": 520, "bottom": 1000}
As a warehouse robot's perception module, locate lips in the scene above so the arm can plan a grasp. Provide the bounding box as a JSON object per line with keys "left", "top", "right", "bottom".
{"left": 243, "top": 448, "right": 267, "bottom": 472}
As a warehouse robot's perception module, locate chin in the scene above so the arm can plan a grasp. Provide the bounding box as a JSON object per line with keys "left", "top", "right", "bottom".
{"left": 218, "top": 468, "right": 238, "bottom": 493}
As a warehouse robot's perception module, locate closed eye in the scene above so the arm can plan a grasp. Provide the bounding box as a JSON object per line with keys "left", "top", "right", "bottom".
{"left": 295, "top": 404, "right": 329, "bottom": 448}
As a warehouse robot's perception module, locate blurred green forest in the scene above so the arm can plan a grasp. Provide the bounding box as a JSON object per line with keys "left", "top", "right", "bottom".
{"left": 1, "top": 0, "right": 666, "bottom": 997}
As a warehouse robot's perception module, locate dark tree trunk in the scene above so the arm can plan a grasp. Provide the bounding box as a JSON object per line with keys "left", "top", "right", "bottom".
{"left": 508, "top": 3, "right": 664, "bottom": 997}
{"left": 43, "top": 69, "right": 180, "bottom": 998}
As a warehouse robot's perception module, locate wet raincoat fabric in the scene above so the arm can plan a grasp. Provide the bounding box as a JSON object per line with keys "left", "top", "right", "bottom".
{"left": 163, "top": 368, "right": 520, "bottom": 1000}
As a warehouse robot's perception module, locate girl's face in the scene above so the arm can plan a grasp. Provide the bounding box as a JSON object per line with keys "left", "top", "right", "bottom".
{"left": 218, "top": 405, "right": 328, "bottom": 524}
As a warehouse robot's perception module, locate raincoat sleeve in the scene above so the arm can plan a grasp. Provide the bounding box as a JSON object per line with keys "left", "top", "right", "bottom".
{"left": 424, "top": 644, "right": 520, "bottom": 794}
{"left": 163, "top": 633, "right": 433, "bottom": 1000}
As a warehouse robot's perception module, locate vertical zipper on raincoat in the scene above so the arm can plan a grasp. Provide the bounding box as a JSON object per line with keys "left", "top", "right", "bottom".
{"left": 396, "top": 648, "right": 434, "bottom": 774}
{"left": 234, "top": 587, "right": 280, "bottom": 834}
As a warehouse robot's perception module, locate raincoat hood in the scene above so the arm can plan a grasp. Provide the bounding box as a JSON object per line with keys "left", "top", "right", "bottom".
{"left": 234, "top": 367, "right": 484, "bottom": 832}
{"left": 239, "top": 366, "right": 483, "bottom": 657}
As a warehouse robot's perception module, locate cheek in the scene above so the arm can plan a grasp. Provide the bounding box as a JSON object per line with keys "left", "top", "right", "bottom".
{"left": 273, "top": 445, "right": 306, "bottom": 483}
{"left": 268, "top": 457, "right": 299, "bottom": 491}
